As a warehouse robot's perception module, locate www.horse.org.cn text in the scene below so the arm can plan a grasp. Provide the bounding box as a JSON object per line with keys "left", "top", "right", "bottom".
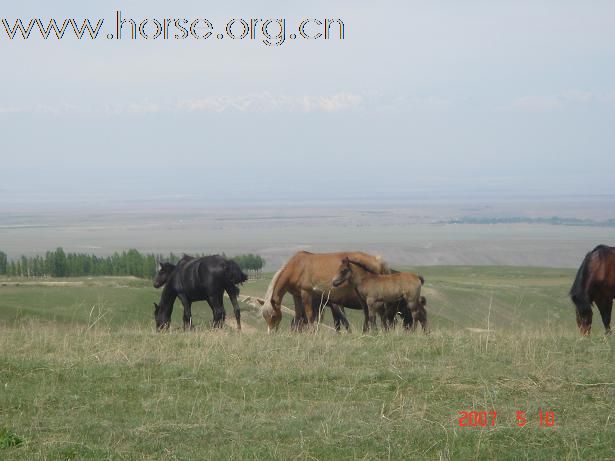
{"left": 0, "top": 11, "right": 345, "bottom": 47}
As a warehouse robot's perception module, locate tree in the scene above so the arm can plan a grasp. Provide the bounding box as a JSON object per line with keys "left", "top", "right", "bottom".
{"left": 233, "top": 253, "right": 265, "bottom": 279}
{"left": 53, "top": 247, "right": 67, "bottom": 277}
{"left": 0, "top": 251, "right": 7, "bottom": 275}
{"left": 21, "top": 256, "right": 29, "bottom": 278}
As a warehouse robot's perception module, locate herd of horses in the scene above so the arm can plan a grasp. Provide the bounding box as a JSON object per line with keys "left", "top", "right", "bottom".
{"left": 153, "top": 251, "right": 427, "bottom": 333}
{"left": 152, "top": 245, "right": 615, "bottom": 336}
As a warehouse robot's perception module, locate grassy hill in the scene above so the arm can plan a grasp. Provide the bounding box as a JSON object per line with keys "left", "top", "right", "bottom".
{"left": 2, "top": 267, "right": 615, "bottom": 460}
{"left": 0, "top": 266, "right": 577, "bottom": 332}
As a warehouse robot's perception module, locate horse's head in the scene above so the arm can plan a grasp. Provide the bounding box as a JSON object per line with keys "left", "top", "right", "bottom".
{"left": 153, "top": 261, "right": 176, "bottom": 289}
{"left": 575, "top": 307, "right": 592, "bottom": 336}
{"left": 261, "top": 302, "right": 282, "bottom": 333}
{"left": 332, "top": 257, "right": 353, "bottom": 288}
{"left": 153, "top": 302, "right": 170, "bottom": 330}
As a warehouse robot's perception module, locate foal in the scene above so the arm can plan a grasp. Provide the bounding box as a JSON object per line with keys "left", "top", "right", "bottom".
{"left": 332, "top": 257, "right": 426, "bottom": 332}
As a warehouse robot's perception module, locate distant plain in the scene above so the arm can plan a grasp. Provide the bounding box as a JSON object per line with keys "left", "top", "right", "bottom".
{"left": 1, "top": 197, "right": 614, "bottom": 268}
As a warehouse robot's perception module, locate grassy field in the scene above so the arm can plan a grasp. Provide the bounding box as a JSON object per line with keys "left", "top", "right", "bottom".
{"left": 1, "top": 267, "right": 615, "bottom": 460}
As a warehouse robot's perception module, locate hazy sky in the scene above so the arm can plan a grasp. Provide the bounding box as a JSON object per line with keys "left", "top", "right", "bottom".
{"left": 1, "top": 1, "right": 615, "bottom": 207}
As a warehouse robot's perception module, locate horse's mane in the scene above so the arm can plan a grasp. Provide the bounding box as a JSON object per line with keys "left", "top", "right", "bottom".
{"left": 262, "top": 258, "right": 291, "bottom": 315}
{"left": 348, "top": 254, "right": 390, "bottom": 275}
{"left": 375, "top": 255, "right": 391, "bottom": 274}
{"left": 263, "top": 269, "right": 282, "bottom": 305}
{"left": 348, "top": 259, "right": 379, "bottom": 275}
{"left": 179, "top": 254, "right": 195, "bottom": 264}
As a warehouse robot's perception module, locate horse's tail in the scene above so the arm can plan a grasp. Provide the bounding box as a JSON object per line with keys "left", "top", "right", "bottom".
{"left": 225, "top": 259, "right": 248, "bottom": 285}
{"left": 570, "top": 247, "right": 600, "bottom": 315}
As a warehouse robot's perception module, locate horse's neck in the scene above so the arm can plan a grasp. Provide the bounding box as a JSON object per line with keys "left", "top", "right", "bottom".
{"left": 350, "top": 270, "right": 367, "bottom": 290}
{"left": 270, "top": 271, "right": 289, "bottom": 305}
{"left": 161, "top": 285, "right": 177, "bottom": 305}
{"left": 270, "top": 280, "right": 285, "bottom": 305}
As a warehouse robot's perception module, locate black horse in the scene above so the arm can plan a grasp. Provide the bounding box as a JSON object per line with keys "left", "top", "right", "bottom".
{"left": 153, "top": 254, "right": 247, "bottom": 330}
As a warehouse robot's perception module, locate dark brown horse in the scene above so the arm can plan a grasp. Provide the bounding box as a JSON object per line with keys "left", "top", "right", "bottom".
{"left": 293, "top": 293, "right": 414, "bottom": 332}
{"left": 570, "top": 245, "right": 615, "bottom": 335}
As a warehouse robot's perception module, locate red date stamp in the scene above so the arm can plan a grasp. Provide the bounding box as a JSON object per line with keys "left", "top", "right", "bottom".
{"left": 458, "top": 409, "right": 555, "bottom": 427}
{"left": 458, "top": 410, "right": 497, "bottom": 427}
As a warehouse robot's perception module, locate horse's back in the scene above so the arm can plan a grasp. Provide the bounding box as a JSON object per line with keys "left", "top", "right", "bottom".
{"left": 175, "top": 256, "right": 228, "bottom": 299}
{"left": 360, "top": 271, "right": 423, "bottom": 304}
{"left": 571, "top": 245, "right": 615, "bottom": 304}
{"left": 592, "top": 246, "right": 615, "bottom": 290}
{"left": 292, "top": 250, "right": 386, "bottom": 273}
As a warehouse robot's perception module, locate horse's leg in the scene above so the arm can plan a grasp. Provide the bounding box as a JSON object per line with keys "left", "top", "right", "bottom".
{"left": 362, "top": 306, "right": 370, "bottom": 333}
{"left": 396, "top": 300, "right": 413, "bottom": 331}
{"left": 387, "top": 305, "right": 397, "bottom": 331}
{"left": 338, "top": 305, "right": 350, "bottom": 332}
{"left": 382, "top": 303, "right": 398, "bottom": 331}
{"left": 329, "top": 304, "right": 340, "bottom": 331}
{"left": 386, "top": 302, "right": 397, "bottom": 331}
{"left": 377, "top": 303, "right": 390, "bottom": 331}
{"left": 301, "top": 290, "right": 315, "bottom": 330}
{"left": 227, "top": 287, "right": 241, "bottom": 331}
{"left": 409, "top": 299, "right": 428, "bottom": 333}
{"left": 379, "top": 311, "right": 387, "bottom": 331}
{"left": 367, "top": 299, "right": 380, "bottom": 332}
{"left": 179, "top": 295, "right": 193, "bottom": 331}
{"left": 210, "top": 292, "right": 226, "bottom": 328}
{"left": 292, "top": 294, "right": 306, "bottom": 332}
{"left": 595, "top": 296, "right": 613, "bottom": 335}
{"left": 401, "top": 308, "right": 413, "bottom": 331}
{"left": 378, "top": 307, "right": 389, "bottom": 331}
{"left": 408, "top": 300, "right": 419, "bottom": 332}
{"left": 360, "top": 298, "right": 370, "bottom": 333}
{"left": 219, "top": 291, "right": 227, "bottom": 325}
{"left": 330, "top": 304, "right": 350, "bottom": 332}
{"left": 419, "top": 307, "right": 428, "bottom": 333}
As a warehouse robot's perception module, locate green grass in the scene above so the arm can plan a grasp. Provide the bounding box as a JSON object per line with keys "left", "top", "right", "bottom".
{"left": 1, "top": 268, "right": 615, "bottom": 460}
{"left": 0, "top": 428, "right": 23, "bottom": 449}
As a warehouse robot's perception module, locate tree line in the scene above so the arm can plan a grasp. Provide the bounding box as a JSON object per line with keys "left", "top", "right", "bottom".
{"left": 0, "top": 249, "right": 265, "bottom": 279}
{"left": 231, "top": 253, "right": 266, "bottom": 279}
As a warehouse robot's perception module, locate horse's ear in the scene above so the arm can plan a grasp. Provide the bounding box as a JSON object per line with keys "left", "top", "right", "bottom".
{"left": 156, "top": 261, "right": 162, "bottom": 271}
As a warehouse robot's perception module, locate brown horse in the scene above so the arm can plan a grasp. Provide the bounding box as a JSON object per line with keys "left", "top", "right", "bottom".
{"left": 261, "top": 251, "right": 391, "bottom": 332}
{"left": 332, "top": 257, "right": 426, "bottom": 332}
{"left": 570, "top": 245, "right": 615, "bottom": 335}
